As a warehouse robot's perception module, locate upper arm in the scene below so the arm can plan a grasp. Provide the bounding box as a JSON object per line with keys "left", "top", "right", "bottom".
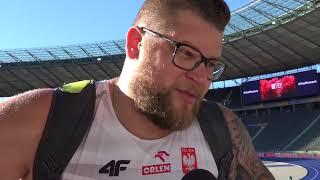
{"left": 218, "top": 104, "right": 275, "bottom": 180}
{"left": 0, "top": 89, "right": 54, "bottom": 179}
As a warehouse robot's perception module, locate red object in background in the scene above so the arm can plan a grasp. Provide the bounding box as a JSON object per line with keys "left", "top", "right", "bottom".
{"left": 260, "top": 79, "right": 272, "bottom": 100}
{"left": 282, "top": 76, "right": 296, "bottom": 94}
{"left": 260, "top": 75, "right": 296, "bottom": 100}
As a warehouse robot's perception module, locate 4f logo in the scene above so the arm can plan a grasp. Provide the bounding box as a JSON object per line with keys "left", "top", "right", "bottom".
{"left": 99, "top": 160, "right": 130, "bottom": 176}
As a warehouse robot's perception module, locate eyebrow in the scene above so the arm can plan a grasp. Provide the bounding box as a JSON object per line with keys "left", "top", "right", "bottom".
{"left": 179, "top": 39, "right": 221, "bottom": 60}
{"left": 143, "top": 27, "right": 221, "bottom": 61}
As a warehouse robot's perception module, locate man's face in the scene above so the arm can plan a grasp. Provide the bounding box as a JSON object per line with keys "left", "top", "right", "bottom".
{"left": 129, "top": 10, "right": 223, "bottom": 131}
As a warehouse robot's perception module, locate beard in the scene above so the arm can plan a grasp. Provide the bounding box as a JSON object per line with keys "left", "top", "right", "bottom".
{"left": 129, "top": 60, "right": 201, "bottom": 131}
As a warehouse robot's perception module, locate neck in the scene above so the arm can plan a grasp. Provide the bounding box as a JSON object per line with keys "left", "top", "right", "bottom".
{"left": 109, "top": 79, "right": 171, "bottom": 140}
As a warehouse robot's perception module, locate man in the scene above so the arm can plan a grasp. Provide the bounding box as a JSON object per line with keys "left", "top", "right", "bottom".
{"left": 0, "top": 0, "right": 274, "bottom": 179}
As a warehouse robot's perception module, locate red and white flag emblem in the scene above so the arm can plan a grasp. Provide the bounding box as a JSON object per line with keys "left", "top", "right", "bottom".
{"left": 181, "top": 148, "right": 198, "bottom": 174}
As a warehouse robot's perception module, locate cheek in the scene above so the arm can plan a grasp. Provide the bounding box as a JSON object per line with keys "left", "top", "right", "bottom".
{"left": 148, "top": 49, "right": 210, "bottom": 96}
{"left": 154, "top": 63, "right": 182, "bottom": 87}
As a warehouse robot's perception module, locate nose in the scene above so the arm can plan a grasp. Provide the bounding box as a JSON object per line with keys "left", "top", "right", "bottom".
{"left": 185, "top": 62, "right": 209, "bottom": 85}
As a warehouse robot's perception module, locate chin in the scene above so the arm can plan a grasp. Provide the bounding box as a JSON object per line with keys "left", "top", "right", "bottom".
{"left": 173, "top": 102, "right": 197, "bottom": 118}
{"left": 172, "top": 100, "right": 192, "bottom": 112}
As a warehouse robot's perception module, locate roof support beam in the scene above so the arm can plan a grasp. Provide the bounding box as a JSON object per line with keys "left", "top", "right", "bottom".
{"left": 26, "top": 51, "right": 41, "bottom": 62}
{"left": 97, "top": 44, "right": 122, "bottom": 76}
{"left": 113, "top": 41, "right": 125, "bottom": 54}
{"left": 232, "top": 79, "right": 243, "bottom": 86}
{"left": 80, "top": 47, "right": 113, "bottom": 79}
{"left": 46, "top": 50, "right": 61, "bottom": 61}
{"left": 250, "top": 5, "right": 308, "bottom": 40}
{"left": 280, "top": 26, "right": 320, "bottom": 47}
{"left": 0, "top": 88, "right": 10, "bottom": 97}
{"left": 42, "top": 67, "right": 65, "bottom": 86}
{"left": 5, "top": 69, "right": 35, "bottom": 90}
{"left": 244, "top": 36, "right": 289, "bottom": 69}
{"left": 312, "top": 0, "right": 319, "bottom": 7}
{"left": 227, "top": 23, "right": 245, "bottom": 34}
{"left": 234, "top": 11, "right": 291, "bottom": 69}
{"left": 111, "top": 41, "right": 126, "bottom": 72}
{"left": 260, "top": 0, "right": 295, "bottom": 12}
{"left": 63, "top": 48, "right": 96, "bottom": 80}
{"left": 26, "top": 51, "right": 59, "bottom": 87}
{"left": 263, "top": 30, "right": 315, "bottom": 64}
{"left": 101, "top": 63, "right": 115, "bottom": 79}
{"left": 221, "top": 54, "right": 250, "bottom": 77}
{"left": 253, "top": 0, "right": 314, "bottom": 27}
{"left": 111, "top": 57, "right": 123, "bottom": 72}
{"left": 5, "top": 53, "right": 47, "bottom": 89}
{"left": 6, "top": 52, "right": 22, "bottom": 62}
{"left": 46, "top": 50, "right": 79, "bottom": 82}
{"left": 38, "top": 50, "right": 65, "bottom": 86}
{"left": 236, "top": 13, "right": 261, "bottom": 27}
{"left": 250, "top": 7, "right": 274, "bottom": 19}
{"left": 97, "top": 45, "right": 111, "bottom": 56}
{"left": 290, "top": 0, "right": 306, "bottom": 5}
{"left": 299, "top": 15, "right": 320, "bottom": 29}
{"left": 251, "top": 3, "right": 319, "bottom": 32}
{"left": 0, "top": 73, "right": 19, "bottom": 96}
{"left": 23, "top": 68, "right": 53, "bottom": 88}
{"left": 227, "top": 42, "right": 270, "bottom": 73}
{"left": 250, "top": 5, "right": 316, "bottom": 64}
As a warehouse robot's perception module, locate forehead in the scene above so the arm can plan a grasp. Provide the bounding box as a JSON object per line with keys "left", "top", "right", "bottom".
{"left": 164, "top": 10, "right": 223, "bottom": 58}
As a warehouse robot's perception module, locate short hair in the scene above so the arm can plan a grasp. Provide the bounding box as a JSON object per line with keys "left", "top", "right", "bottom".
{"left": 134, "top": 0, "right": 231, "bottom": 32}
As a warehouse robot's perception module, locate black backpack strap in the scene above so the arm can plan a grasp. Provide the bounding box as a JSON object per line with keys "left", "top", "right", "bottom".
{"left": 198, "top": 100, "right": 233, "bottom": 180}
{"left": 33, "top": 80, "right": 96, "bottom": 180}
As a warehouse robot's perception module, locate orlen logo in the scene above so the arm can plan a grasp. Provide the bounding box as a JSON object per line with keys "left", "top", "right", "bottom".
{"left": 155, "top": 151, "right": 170, "bottom": 162}
{"left": 142, "top": 151, "right": 171, "bottom": 175}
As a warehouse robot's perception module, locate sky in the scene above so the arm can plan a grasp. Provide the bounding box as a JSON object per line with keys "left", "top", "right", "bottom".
{"left": 0, "top": 0, "right": 251, "bottom": 50}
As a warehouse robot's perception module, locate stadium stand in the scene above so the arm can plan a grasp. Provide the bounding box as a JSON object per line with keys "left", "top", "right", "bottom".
{"left": 246, "top": 110, "right": 320, "bottom": 151}
{"left": 206, "top": 83, "right": 320, "bottom": 152}
{"left": 285, "top": 112, "right": 320, "bottom": 151}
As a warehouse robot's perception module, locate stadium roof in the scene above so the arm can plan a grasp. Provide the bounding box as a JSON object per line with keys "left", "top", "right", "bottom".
{"left": 222, "top": 0, "right": 320, "bottom": 80}
{"left": 0, "top": 0, "right": 319, "bottom": 96}
{"left": 225, "top": 0, "right": 315, "bottom": 36}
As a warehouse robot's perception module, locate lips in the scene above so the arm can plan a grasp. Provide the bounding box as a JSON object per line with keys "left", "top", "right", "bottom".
{"left": 176, "top": 89, "right": 198, "bottom": 104}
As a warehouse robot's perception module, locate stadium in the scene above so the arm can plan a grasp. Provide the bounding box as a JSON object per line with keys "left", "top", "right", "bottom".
{"left": 0, "top": 0, "right": 320, "bottom": 179}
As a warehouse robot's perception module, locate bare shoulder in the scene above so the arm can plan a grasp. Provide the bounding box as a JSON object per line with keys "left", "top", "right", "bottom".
{"left": 0, "top": 88, "right": 54, "bottom": 179}
{"left": 0, "top": 88, "right": 54, "bottom": 129}
{"left": 217, "top": 104, "right": 275, "bottom": 180}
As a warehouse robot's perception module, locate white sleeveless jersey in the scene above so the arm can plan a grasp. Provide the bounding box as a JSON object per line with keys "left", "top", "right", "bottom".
{"left": 62, "top": 80, "right": 218, "bottom": 180}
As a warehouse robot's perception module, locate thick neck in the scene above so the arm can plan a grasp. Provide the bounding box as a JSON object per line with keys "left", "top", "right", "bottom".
{"left": 109, "top": 80, "right": 171, "bottom": 140}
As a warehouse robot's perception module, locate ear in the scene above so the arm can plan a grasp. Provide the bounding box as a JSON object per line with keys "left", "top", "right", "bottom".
{"left": 126, "top": 26, "right": 143, "bottom": 59}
